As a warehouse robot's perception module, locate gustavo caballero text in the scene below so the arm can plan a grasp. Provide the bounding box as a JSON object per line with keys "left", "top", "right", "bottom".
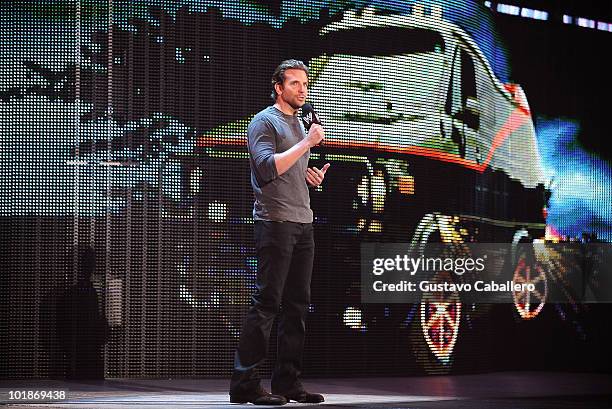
{"left": 372, "top": 280, "right": 534, "bottom": 292}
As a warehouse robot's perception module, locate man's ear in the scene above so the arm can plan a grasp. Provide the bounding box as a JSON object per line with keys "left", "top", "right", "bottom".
{"left": 274, "top": 82, "right": 283, "bottom": 97}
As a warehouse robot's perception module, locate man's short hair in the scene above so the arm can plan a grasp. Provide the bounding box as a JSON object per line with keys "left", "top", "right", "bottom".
{"left": 271, "top": 59, "right": 309, "bottom": 100}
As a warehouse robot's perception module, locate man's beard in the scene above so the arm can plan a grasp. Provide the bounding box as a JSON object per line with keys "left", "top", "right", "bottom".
{"left": 289, "top": 101, "right": 303, "bottom": 110}
{"left": 284, "top": 95, "right": 304, "bottom": 110}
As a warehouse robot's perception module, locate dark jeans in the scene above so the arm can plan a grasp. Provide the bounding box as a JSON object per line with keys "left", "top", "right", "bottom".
{"left": 230, "top": 220, "right": 314, "bottom": 395}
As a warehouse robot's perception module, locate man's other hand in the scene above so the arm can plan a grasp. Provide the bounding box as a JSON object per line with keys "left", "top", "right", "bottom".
{"left": 306, "top": 163, "right": 330, "bottom": 187}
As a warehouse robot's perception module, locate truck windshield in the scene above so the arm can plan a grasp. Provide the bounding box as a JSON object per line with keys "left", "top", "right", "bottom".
{"left": 322, "top": 27, "right": 445, "bottom": 56}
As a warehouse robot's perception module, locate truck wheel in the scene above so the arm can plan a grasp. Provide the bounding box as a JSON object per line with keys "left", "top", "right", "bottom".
{"left": 511, "top": 229, "right": 547, "bottom": 319}
{"left": 409, "top": 213, "right": 467, "bottom": 371}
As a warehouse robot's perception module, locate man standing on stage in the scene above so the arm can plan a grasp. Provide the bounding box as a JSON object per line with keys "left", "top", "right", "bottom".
{"left": 229, "top": 59, "right": 329, "bottom": 405}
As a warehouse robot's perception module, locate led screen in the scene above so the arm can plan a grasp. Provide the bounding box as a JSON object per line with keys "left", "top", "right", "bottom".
{"left": 1, "top": 0, "right": 611, "bottom": 378}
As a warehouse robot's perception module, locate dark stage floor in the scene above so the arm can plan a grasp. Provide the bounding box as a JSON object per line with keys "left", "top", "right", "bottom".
{"left": 1, "top": 371, "right": 612, "bottom": 408}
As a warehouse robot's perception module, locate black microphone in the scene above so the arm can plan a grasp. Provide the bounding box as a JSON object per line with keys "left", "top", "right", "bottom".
{"left": 300, "top": 103, "right": 323, "bottom": 131}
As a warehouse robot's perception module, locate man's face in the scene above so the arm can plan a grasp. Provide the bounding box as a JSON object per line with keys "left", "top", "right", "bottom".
{"left": 277, "top": 68, "right": 308, "bottom": 109}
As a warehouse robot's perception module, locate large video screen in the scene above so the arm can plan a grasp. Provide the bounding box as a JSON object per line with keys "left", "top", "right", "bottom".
{"left": 1, "top": 0, "right": 611, "bottom": 378}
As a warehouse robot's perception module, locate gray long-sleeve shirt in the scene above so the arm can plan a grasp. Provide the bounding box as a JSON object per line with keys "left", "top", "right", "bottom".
{"left": 248, "top": 105, "right": 313, "bottom": 223}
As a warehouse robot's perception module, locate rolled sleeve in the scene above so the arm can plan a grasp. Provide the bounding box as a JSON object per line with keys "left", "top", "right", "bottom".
{"left": 248, "top": 119, "right": 278, "bottom": 185}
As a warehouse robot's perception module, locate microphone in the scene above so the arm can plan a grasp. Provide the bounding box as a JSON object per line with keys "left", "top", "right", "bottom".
{"left": 300, "top": 103, "right": 323, "bottom": 131}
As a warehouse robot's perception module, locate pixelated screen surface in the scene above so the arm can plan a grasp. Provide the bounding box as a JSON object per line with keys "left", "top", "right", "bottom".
{"left": 1, "top": 0, "right": 611, "bottom": 378}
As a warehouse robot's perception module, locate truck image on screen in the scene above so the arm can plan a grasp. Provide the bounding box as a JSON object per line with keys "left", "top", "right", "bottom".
{"left": 180, "top": 5, "right": 551, "bottom": 371}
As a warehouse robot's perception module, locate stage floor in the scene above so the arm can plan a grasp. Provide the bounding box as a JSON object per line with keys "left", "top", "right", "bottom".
{"left": 2, "top": 371, "right": 612, "bottom": 408}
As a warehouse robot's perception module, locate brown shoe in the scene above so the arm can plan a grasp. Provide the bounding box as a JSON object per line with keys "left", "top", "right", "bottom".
{"left": 229, "top": 386, "right": 287, "bottom": 405}
{"left": 278, "top": 388, "right": 324, "bottom": 403}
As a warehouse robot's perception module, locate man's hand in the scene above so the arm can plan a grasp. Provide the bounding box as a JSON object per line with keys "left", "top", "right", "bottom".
{"left": 305, "top": 124, "right": 325, "bottom": 147}
{"left": 306, "top": 163, "right": 330, "bottom": 187}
